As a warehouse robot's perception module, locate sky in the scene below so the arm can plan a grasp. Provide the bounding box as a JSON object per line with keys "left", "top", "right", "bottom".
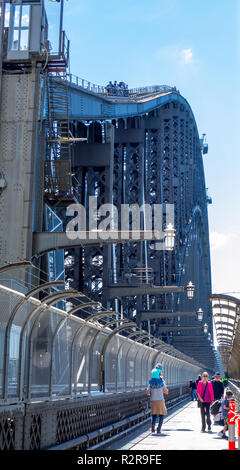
{"left": 46, "top": 0, "right": 240, "bottom": 296}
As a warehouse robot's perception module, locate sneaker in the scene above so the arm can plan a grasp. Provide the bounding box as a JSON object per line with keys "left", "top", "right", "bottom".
{"left": 151, "top": 425, "right": 155, "bottom": 433}
{"left": 217, "top": 431, "right": 223, "bottom": 437}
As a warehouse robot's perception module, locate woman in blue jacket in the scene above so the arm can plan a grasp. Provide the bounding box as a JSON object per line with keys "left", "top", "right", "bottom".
{"left": 147, "top": 363, "right": 168, "bottom": 434}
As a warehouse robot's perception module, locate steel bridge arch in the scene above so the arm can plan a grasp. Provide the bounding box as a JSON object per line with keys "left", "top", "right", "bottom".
{"left": 42, "top": 79, "right": 214, "bottom": 368}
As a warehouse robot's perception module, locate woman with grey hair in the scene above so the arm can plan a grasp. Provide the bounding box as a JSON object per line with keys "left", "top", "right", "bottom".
{"left": 197, "top": 371, "right": 214, "bottom": 432}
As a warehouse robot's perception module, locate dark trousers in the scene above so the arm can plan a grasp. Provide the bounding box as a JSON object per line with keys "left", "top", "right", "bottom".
{"left": 200, "top": 402, "right": 211, "bottom": 430}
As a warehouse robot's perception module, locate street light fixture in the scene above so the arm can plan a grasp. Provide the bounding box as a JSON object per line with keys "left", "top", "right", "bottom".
{"left": 203, "top": 323, "right": 208, "bottom": 334}
{"left": 164, "top": 223, "right": 176, "bottom": 251}
{"left": 186, "top": 281, "right": 195, "bottom": 300}
{"left": 197, "top": 308, "right": 203, "bottom": 322}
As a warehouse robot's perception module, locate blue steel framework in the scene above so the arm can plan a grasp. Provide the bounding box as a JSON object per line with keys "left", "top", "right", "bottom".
{"left": 45, "top": 205, "right": 66, "bottom": 310}
{"left": 0, "top": 2, "right": 215, "bottom": 371}
{"left": 0, "top": 0, "right": 231, "bottom": 451}
{"left": 0, "top": 0, "right": 217, "bottom": 384}
{"left": 0, "top": 0, "right": 218, "bottom": 374}
{"left": 47, "top": 82, "right": 215, "bottom": 370}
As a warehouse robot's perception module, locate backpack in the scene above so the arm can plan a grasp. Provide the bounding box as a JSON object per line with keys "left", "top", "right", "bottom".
{"left": 210, "top": 400, "right": 222, "bottom": 416}
{"left": 214, "top": 413, "right": 224, "bottom": 426}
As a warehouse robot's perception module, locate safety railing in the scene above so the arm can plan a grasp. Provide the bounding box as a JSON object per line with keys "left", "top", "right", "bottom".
{"left": 67, "top": 74, "right": 178, "bottom": 98}
{"left": 67, "top": 73, "right": 106, "bottom": 94}
{"left": 0, "top": 274, "right": 203, "bottom": 405}
{"left": 60, "top": 30, "right": 70, "bottom": 66}
{"left": 0, "top": 263, "right": 215, "bottom": 450}
{"left": 0, "top": 385, "right": 190, "bottom": 450}
{"left": 128, "top": 84, "right": 178, "bottom": 96}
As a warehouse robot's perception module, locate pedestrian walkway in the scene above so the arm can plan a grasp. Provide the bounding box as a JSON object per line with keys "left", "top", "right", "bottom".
{"left": 106, "top": 401, "right": 231, "bottom": 451}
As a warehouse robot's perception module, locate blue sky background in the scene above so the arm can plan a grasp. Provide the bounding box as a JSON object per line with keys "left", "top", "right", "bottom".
{"left": 46, "top": 0, "right": 240, "bottom": 296}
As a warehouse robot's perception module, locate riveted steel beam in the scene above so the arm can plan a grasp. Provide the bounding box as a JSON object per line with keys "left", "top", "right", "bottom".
{"left": 32, "top": 230, "right": 158, "bottom": 256}
{"left": 140, "top": 310, "right": 197, "bottom": 321}
{"left": 150, "top": 325, "right": 203, "bottom": 333}
{"left": 104, "top": 285, "right": 185, "bottom": 300}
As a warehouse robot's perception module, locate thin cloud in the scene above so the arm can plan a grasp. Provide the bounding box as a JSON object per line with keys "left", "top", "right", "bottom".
{"left": 180, "top": 48, "right": 194, "bottom": 64}
{"left": 210, "top": 230, "right": 240, "bottom": 251}
{"left": 154, "top": 45, "right": 196, "bottom": 66}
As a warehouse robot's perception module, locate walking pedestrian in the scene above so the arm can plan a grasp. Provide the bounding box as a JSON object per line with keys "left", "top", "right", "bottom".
{"left": 212, "top": 372, "right": 224, "bottom": 400}
{"left": 217, "top": 390, "right": 234, "bottom": 439}
{"left": 197, "top": 371, "right": 214, "bottom": 432}
{"left": 222, "top": 377, "right": 229, "bottom": 388}
{"left": 147, "top": 363, "right": 168, "bottom": 434}
{"left": 196, "top": 374, "right": 202, "bottom": 385}
{"left": 189, "top": 379, "right": 198, "bottom": 401}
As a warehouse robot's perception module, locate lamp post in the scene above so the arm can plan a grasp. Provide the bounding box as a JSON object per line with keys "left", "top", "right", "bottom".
{"left": 186, "top": 281, "right": 195, "bottom": 300}
{"left": 164, "top": 223, "right": 176, "bottom": 251}
{"left": 197, "top": 308, "right": 203, "bottom": 322}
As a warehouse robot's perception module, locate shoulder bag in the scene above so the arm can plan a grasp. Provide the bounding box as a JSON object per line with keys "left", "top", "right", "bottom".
{"left": 198, "top": 382, "right": 208, "bottom": 407}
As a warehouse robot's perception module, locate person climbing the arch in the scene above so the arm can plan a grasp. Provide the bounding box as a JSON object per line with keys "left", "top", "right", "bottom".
{"left": 147, "top": 363, "right": 168, "bottom": 434}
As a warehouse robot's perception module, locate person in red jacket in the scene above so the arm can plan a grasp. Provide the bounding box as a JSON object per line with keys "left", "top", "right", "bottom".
{"left": 197, "top": 371, "right": 214, "bottom": 432}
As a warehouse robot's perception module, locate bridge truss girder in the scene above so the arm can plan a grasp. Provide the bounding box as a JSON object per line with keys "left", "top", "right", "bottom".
{"left": 45, "top": 97, "right": 215, "bottom": 371}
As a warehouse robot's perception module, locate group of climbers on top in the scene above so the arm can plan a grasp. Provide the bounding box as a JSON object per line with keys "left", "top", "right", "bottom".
{"left": 105, "top": 80, "right": 129, "bottom": 96}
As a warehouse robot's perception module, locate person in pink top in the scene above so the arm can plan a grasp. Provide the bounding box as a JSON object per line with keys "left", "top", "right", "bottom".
{"left": 197, "top": 371, "right": 214, "bottom": 432}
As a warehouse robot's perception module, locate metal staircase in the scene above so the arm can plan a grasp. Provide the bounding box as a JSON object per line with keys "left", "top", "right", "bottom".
{"left": 44, "top": 45, "right": 73, "bottom": 197}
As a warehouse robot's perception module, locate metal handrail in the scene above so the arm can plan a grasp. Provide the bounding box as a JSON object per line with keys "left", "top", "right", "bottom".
{"left": 67, "top": 73, "right": 106, "bottom": 94}
{"left": 128, "top": 85, "right": 178, "bottom": 96}
{"left": 60, "top": 30, "right": 70, "bottom": 66}
{"left": 67, "top": 73, "right": 178, "bottom": 97}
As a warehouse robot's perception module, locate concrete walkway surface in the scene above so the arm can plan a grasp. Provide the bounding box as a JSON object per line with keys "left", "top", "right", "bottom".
{"left": 106, "top": 401, "right": 235, "bottom": 451}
